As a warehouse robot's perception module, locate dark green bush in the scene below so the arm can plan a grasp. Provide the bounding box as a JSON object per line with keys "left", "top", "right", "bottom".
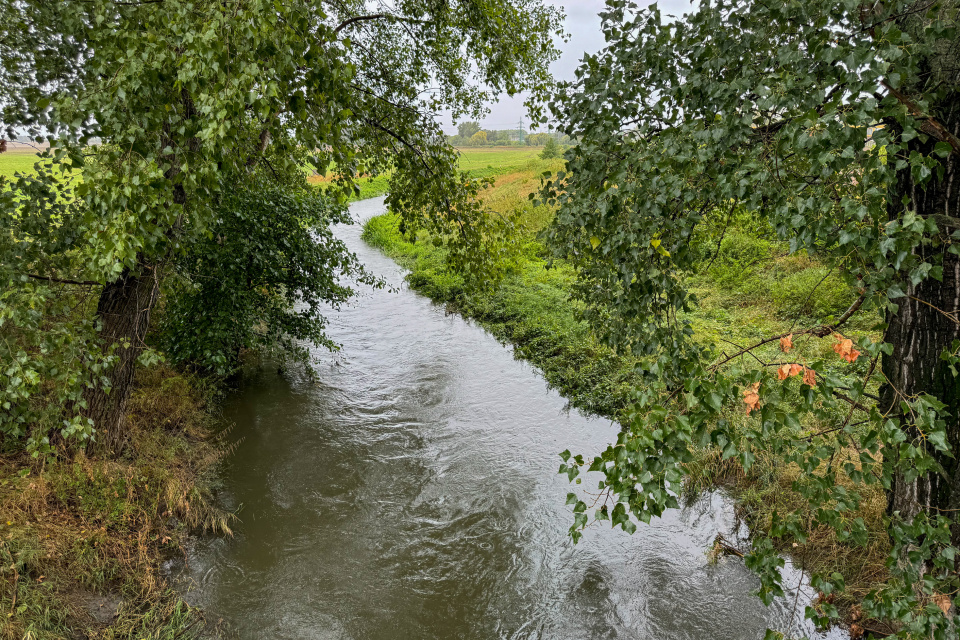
{"left": 158, "top": 179, "right": 379, "bottom": 376}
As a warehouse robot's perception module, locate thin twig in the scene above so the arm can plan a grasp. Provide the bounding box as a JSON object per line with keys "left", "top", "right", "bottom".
{"left": 25, "top": 274, "right": 99, "bottom": 286}
{"left": 711, "top": 293, "right": 867, "bottom": 370}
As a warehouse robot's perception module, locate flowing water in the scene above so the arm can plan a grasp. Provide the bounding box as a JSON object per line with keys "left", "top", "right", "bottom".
{"left": 178, "top": 197, "right": 844, "bottom": 640}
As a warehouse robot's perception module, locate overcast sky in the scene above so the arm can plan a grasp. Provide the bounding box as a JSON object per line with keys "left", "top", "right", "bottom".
{"left": 441, "top": 0, "right": 693, "bottom": 134}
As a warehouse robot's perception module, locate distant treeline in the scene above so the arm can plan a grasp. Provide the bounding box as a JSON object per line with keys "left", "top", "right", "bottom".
{"left": 448, "top": 121, "right": 573, "bottom": 147}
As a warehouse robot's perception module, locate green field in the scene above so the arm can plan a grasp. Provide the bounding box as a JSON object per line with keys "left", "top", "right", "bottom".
{"left": 0, "top": 150, "right": 42, "bottom": 178}
{"left": 309, "top": 146, "right": 545, "bottom": 201}
{"left": 453, "top": 146, "right": 544, "bottom": 177}
{"left": 2, "top": 145, "right": 545, "bottom": 187}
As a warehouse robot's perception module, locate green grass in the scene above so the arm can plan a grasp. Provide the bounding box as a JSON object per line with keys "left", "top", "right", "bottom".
{"left": 453, "top": 146, "right": 545, "bottom": 177}
{"left": 308, "top": 147, "right": 546, "bottom": 202}
{"left": 0, "top": 364, "right": 228, "bottom": 640}
{"left": 2, "top": 147, "right": 546, "bottom": 202}
{"left": 0, "top": 151, "right": 43, "bottom": 179}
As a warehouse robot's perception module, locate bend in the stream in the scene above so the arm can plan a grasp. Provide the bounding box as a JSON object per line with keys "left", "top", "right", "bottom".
{"left": 177, "top": 197, "right": 844, "bottom": 640}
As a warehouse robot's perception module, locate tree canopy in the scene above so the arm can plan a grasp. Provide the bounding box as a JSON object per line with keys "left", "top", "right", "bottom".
{"left": 0, "top": 0, "right": 562, "bottom": 451}
{"left": 546, "top": 0, "right": 960, "bottom": 635}
{"left": 458, "top": 121, "right": 482, "bottom": 138}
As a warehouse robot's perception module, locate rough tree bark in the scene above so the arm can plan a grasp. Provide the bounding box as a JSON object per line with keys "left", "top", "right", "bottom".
{"left": 881, "top": 84, "right": 960, "bottom": 548}
{"left": 82, "top": 262, "right": 161, "bottom": 453}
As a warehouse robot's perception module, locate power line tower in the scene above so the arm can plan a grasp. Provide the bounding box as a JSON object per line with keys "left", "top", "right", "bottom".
{"left": 518, "top": 117, "right": 524, "bottom": 144}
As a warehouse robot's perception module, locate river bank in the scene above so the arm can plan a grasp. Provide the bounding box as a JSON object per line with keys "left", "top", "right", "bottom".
{"left": 0, "top": 364, "right": 228, "bottom": 638}
{"left": 0, "top": 147, "right": 553, "bottom": 640}
{"left": 0, "top": 146, "right": 886, "bottom": 637}
{"left": 362, "top": 158, "right": 891, "bottom": 632}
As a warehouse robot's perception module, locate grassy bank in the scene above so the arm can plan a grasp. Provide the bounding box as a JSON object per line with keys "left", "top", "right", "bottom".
{"left": 0, "top": 146, "right": 551, "bottom": 638}
{"left": 362, "top": 150, "right": 642, "bottom": 417}
{"left": 0, "top": 366, "right": 228, "bottom": 639}
{"left": 362, "top": 151, "right": 889, "bottom": 626}
{"left": 2, "top": 146, "right": 233, "bottom": 639}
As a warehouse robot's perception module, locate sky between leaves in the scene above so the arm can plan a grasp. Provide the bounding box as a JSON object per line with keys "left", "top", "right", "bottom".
{"left": 440, "top": 0, "right": 694, "bottom": 134}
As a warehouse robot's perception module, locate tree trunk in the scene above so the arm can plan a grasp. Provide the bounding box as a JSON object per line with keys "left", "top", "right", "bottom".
{"left": 881, "top": 86, "right": 960, "bottom": 549}
{"left": 82, "top": 261, "right": 161, "bottom": 453}
{"left": 882, "top": 253, "right": 960, "bottom": 543}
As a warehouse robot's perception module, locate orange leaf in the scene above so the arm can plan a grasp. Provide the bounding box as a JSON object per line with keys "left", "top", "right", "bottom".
{"left": 933, "top": 593, "right": 952, "bottom": 616}
{"left": 777, "top": 363, "right": 804, "bottom": 380}
{"left": 833, "top": 335, "right": 860, "bottom": 363}
{"left": 743, "top": 381, "right": 761, "bottom": 415}
{"left": 780, "top": 334, "right": 794, "bottom": 353}
{"left": 802, "top": 366, "right": 817, "bottom": 387}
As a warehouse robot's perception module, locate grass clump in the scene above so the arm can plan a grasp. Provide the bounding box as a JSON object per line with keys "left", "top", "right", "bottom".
{"left": 0, "top": 364, "right": 229, "bottom": 640}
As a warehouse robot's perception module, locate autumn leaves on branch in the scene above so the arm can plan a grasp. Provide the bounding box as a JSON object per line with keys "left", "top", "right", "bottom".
{"left": 742, "top": 333, "right": 861, "bottom": 415}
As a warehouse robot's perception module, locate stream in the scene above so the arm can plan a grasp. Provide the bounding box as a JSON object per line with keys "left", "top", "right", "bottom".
{"left": 177, "top": 197, "right": 844, "bottom": 640}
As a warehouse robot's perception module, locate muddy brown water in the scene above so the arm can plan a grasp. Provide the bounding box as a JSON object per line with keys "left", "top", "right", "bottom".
{"left": 177, "top": 197, "right": 844, "bottom": 640}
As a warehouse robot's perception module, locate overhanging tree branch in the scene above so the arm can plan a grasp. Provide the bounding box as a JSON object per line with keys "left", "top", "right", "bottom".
{"left": 711, "top": 292, "right": 867, "bottom": 370}
{"left": 881, "top": 80, "right": 960, "bottom": 159}
{"left": 334, "top": 14, "right": 428, "bottom": 36}
{"left": 334, "top": 13, "right": 388, "bottom": 35}
{"left": 25, "top": 273, "right": 99, "bottom": 286}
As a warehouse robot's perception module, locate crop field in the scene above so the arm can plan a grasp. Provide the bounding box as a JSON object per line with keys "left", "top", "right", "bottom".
{"left": 0, "top": 148, "right": 43, "bottom": 179}
{"left": 453, "top": 146, "right": 544, "bottom": 178}
{"left": 306, "top": 146, "right": 546, "bottom": 201}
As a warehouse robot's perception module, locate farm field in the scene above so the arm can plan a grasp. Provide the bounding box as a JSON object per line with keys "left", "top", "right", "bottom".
{"left": 0, "top": 148, "right": 43, "bottom": 178}
{"left": 2, "top": 145, "right": 546, "bottom": 187}
{"left": 307, "top": 146, "right": 545, "bottom": 200}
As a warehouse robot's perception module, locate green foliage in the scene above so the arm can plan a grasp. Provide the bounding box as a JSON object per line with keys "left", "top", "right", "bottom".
{"left": 457, "top": 121, "right": 481, "bottom": 138}
{"left": 539, "top": 137, "right": 560, "bottom": 159}
{"left": 0, "top": 162, "right": 108, "bottom": 451}
{"left": 159, "top": 175, "right": 379, "bottom": 376}
{"left": 0, "top": 0, "right": 564, "bottom": 451}
{"left": 525, "top": 132, "right": 551, "bottom": 147}
{"left": 543, "top": 1, "right": 960, "bottom": 635}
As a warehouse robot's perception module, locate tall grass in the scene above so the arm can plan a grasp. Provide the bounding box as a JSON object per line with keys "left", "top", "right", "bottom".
{"left": 0, "top": 364, "right": 229, "bottom": 639}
